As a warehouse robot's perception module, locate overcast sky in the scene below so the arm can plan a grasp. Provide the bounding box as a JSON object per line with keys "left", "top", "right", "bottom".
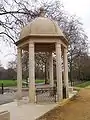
{"left": 0, "top": 0, "right": 90, "bottom": 68}
{"left": 61, "top": 0, "right": 90, "bottom": 41}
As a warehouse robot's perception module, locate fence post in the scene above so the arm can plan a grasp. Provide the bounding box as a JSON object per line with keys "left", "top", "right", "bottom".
{"left": 2, "top": 82, "right": 4, "bottom": 94}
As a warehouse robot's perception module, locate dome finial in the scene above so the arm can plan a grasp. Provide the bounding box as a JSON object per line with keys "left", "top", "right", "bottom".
{"left": 39, "top": 7, "right": 45, "bottom": 17}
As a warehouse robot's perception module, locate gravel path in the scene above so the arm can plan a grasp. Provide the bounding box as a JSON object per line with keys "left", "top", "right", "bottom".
{"left": 37, "top": 89, "right": 90, "bottom": 120}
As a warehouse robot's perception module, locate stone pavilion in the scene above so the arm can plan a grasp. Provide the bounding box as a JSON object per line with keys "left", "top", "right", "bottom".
{"left": 15, "top": 8, "right": 69, "bottom": 103}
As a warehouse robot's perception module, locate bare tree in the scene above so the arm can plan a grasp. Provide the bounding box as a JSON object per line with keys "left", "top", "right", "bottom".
{"left": 0, "top": 0, "right": 88, "bottom": 84}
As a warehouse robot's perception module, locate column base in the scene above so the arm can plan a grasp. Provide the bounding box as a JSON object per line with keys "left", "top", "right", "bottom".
{"left": 16, "top": 92, "right": 22, "bottom": 100}
{"left": 29, "top": 89, "right": 36, "bottom": 103}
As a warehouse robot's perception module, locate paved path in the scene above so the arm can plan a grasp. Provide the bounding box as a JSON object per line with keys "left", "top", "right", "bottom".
{"left": 0, "top": 91, "right": 29, "bottom": 105}
{"left": 0, "top": 93, "right": 15, "bottom": 105}
{"left": 38, "top": 89, "right": 90, "bottom": 120}
{"left": 0, "top": 101, "right": 57, "bottom": 120}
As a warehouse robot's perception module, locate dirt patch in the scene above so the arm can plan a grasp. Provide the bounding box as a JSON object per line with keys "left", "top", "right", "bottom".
{"left": 37, "top": 89, "right": 90, "bottom": 120}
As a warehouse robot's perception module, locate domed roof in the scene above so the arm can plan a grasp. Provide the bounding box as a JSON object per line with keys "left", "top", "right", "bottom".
{"left": 20, "top": 17, "right": 65, "bottom": 39}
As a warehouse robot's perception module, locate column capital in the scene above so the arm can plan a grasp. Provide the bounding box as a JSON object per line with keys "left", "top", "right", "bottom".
{"left": 29, "top": 41, "right": 34, "bottom": 48}
{"left": 49, "top": 51, "right": 52, "bottom": 55}
{"left": 56, "top": 42, "right": 61, "bottom": 48}
{"left": 64, "top": 48, "right": 68, "bottom": 53}
{"left": 17, "top": 48, "right": 22, "bottom": 60}
{"left": 17, "top": 47, "right": 21, "bottom": 50}
{"left": 56, "top": 41, "right": 61, "bottom": 44}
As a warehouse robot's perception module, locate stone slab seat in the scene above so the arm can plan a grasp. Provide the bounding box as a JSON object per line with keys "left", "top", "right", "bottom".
{"left": 0, "top": 111, "right": 10, "bottom": 120}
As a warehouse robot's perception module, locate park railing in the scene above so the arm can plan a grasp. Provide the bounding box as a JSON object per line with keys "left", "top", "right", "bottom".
{"left": 36, "top": 87, "right": 57, "bottom": 103}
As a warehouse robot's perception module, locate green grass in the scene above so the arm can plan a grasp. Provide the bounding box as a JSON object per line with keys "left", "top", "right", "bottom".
{"left": 75, "top": 81, "right": 90, "bottom": 88}
{"left": 0, "top": 79, "right": 45, "bottom": 87}
{"left": 0, "top": 80, "right": 17, "bottom": 87}
{"left": 35, "top": 79, "right": 45, "bottom": 83}
{"left": 1, "top": 80, "right": 90, "bottom": 88}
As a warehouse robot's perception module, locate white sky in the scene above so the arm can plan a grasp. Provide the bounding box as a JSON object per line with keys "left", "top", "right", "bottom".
{"left": 61, "top": 0, "right": 90, "bottom": 41}
{"left": 0, "top": 0, "right": 90, "bottom": 68}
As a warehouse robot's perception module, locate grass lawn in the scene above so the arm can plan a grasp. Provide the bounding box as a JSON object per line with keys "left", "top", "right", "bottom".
{"left": 35, "top": 79, "right": 45, "bottom": 83}
{"left": 75, "top": 81, "right": 90, "bottom": 88}
{"left": 0, "top": 80, "right": 17, "bottom": 87}
{"left": 0, "top": 79, "right": 45, "bottom": 87}
{"left": 1, "top": 79, "right": 90, "bottom": 88}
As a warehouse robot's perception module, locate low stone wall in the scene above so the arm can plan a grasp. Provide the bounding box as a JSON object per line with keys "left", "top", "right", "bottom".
{"left": 0, "top": 87, "right": 29, "bottom": 94}
{"left": 0, "top": 111, "right": 10, "bottom": 120}
{"left": 69, "top": 87, "right": 73, "bottom": 93}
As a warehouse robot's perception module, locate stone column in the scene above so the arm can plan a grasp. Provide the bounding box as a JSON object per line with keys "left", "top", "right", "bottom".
{"left": 56, "top": 42, "right": 63, "bottom": 101}
{"left": 29, "top": 42, "right": 35, "bottom": 103}
{"left": 49, "top": 52, "right": 54, "bottom": 87}
{"left": 17, "top": 47, "right": 22, "bottom": 100}
{"left": 63, "top": 48, "right": 69, "bottom": 98}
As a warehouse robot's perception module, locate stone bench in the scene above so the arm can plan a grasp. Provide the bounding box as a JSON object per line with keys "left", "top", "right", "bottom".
{"left": 0, "top": 111, "right": 10, "bottom": 120}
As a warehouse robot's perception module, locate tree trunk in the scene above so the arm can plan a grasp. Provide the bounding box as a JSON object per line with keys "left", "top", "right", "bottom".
{"left": 70, "top": 61, "right": 73, "bottom": 86}
{"left": 45, "top": 62, "right": 48, "bottom": 84}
